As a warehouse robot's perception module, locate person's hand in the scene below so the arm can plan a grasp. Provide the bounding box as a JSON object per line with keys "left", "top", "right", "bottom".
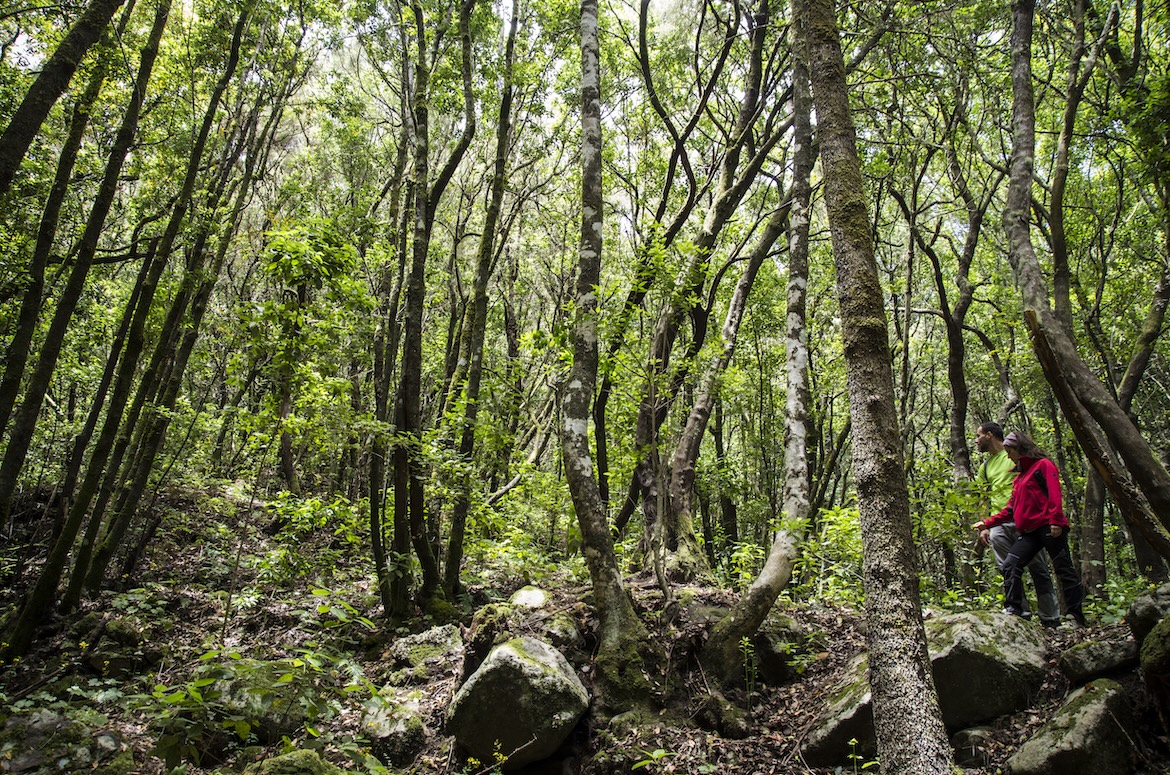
{"left": 971, "top": 521, "right": 985, "bottom": 531}
{"left": 977, "top": 528, "right": 991, "bottom": 547}
{"left": 1050, "top": 524, "right": 1064, "bottom": 538}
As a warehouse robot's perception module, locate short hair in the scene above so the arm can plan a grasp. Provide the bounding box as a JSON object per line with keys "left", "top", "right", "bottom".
{"left": 979, "top": 421, "right": 1004, "bottom": 441}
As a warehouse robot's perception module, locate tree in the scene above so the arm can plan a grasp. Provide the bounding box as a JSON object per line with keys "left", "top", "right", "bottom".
{"left": 799, "top": 0, "right": 953, "bottom": 771}
{"left": 561, "top": 0, "right": 655, "bottom": 712}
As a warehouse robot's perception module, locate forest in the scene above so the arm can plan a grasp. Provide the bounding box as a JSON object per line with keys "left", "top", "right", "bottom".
{"left": 2, "top": 0, "right": 1170, "bottom": 772}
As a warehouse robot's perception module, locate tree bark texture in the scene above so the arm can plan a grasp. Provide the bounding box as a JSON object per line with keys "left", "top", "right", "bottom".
{"left": 800, "top": 0, "right": 954, "bottom": 771}
{"left": 702, "top": 23, "right": 815, "bottom": 681}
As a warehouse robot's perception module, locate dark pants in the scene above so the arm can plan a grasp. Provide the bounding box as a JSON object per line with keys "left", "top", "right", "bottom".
{"left": 1002, "top": 528, "right": 1084, "bottom": 618}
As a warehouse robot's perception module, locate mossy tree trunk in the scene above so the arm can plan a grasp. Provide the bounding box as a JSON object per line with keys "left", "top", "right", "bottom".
{"left": 799, "top": 0, "right": 954, "bottom": 771}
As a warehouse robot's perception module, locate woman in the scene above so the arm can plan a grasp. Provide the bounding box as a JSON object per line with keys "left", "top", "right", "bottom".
{"left": 973, "top": 431, "right": 1086, "bottom": 627}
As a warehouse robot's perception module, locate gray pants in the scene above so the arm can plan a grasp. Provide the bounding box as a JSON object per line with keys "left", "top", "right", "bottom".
{"left": 990, "top": 524, "right": 1060, "bottom": 623}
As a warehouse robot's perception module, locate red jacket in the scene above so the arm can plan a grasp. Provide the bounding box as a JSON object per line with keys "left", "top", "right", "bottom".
{"left": 984, "top": 455, "right": 1068, "bottom": 534}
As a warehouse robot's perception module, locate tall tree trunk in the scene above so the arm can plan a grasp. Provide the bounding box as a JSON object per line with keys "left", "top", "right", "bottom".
{"left": 0, "top": 0, "right": 167, "bottom": 532}
{"left": 444, "top": 0, "right": 518, "bottom": 599}
{"left": 370, "top": 131, "right": 411, "bottom": 618}
{"left": 801, "top": 0, "right": 953, "bottom": 771}
{"left": 394, "top": 0, "right": 476, "bottom": 607}
{"left": 0, "top": 0, "right": 126, "bottom": 197}
{"left": 565, "top": 0, "right": 656, "bottom": 713}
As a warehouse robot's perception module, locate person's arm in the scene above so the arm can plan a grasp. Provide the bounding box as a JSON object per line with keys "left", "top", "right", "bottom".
{"left": 974, "top": 503, "right": 1011, "bottom": 531}
{"left": 1041, "top": 459, "right": 1067, "bottom": 533}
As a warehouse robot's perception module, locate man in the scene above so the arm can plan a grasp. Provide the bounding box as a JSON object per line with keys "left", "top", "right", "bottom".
{"left": 973, "top": 422, "right": 1060, "bottom": 626}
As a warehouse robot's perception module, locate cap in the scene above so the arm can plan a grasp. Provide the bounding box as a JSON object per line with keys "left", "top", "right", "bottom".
{"left": 1003, "top": 432, "right": 1020, "bottom": 448}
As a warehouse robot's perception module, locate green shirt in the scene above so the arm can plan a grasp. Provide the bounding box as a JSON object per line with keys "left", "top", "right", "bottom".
{"left": 978, "top": 450, "right": 1016, "bottom": 515}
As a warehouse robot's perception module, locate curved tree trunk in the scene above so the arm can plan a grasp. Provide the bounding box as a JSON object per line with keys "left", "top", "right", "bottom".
{"left": 801, "top": 0, "right": 953, "bottom": 771}
{"left": 702, "top": 21, "right": 814, "bottom": 682}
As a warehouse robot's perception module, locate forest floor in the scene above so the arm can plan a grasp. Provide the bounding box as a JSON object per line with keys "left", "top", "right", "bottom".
{"left": 1, "top": 483, "right": 1168, "bottom": 774}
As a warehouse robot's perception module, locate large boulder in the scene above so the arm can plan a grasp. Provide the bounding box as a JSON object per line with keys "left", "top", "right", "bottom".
{"left": 1006, "top": 679, "right": 1134, "bottom": 775}
{"left": 927, "top": 611, "right": 1049, "bottom": 730}
{"left": 1139, "top": 613, "right": 1170, "bottom": 732}
{"left": 446, "top": 636, "right": 589, "bottom": 770}
{"left": 802, "top": 611, "right": 1048, "bottom": 767}
{"left": 1127, "top": 583, "right": 1170, "bottom": 644}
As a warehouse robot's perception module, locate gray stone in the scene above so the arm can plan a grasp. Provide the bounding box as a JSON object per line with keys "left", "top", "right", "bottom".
{"left": 1007, "top": 679, "right": 1134, "bottom": 775}
{"left": 361, "top": 688, "right": 429, "bottom": 767}
{"left": 1127, "top": 583, "right": 1170, "bottom": 644}
{"left": 509, "top": 586, "right": 549, "bottom": 607}
{"left": 446, "top": 636, "right": 589, "bottom": 770}
{"left": 927, "top": 611, "right": 1049, "bottom": 730}
{"left": 1139, "top": 613, "right": 1170, "bottom": 732}
{"left": 1058, "top": 638, "right": 1140, "bottom": 685}
{"left": 802, "top": 611, "right": 1048, "bottom": 767}
{"left": 385, "top": 624, "right": 464, "bottom": 686}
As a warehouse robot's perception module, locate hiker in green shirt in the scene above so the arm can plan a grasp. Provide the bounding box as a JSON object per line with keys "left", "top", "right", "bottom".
{"left": 973, "top": 422, "right": 1060, "bottom": 626}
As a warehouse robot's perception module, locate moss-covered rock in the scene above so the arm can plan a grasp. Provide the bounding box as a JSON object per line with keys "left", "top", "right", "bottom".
{"left": 446, "top": 636, "right": 589, "bottom": 769}
{"left": 361, "top": 688, "right": 429, "bottom": 767}
{"left": 1139, "top": 613, "right": 1170, "bottom": 732}
{"left": 1059, "top": 637, "right": 1139, "bottom": 686}
{"left": 802, "top": 611, "right": 1048, "bottom": 768}
{"left": 1127, "top": 583, "right": 1170, "bottom": 645}
{"left": 382, "top": 624, "right": 464, "bottom": 686}
{"left": 1007, "top": 679, "right": 1134, "bottom": 775}
{"left": 0, "top": 710, "right": 135, "bottom": 774}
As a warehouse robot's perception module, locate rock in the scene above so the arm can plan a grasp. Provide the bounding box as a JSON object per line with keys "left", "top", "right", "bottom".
{"left": 752, "top": 612, "right": 808, "bottom": 686}
{"left": 361, "top": 688, "right": 429, "bottom": 767}
{"left": 1139, "top": 613, "right": 1170, "bottom": 732}
{"left": 1006, "top": 679, "right": 1134, "bottom": 775}
{"left": 241, "top": 749, "right": 347, "bottom": 774}
{"left": 384, "top": 624, "right": 464, "bottom": 686}
{"left": 1127, "top": 583, "right": 1170, "bottom": 644}
{"left": 1058, "top": 637, "right": 1140, "bottom": 685}
{"left": 802, "top": 611, "right": 1048, "bottom": 767}
{"left": 540, "top": 610, "right": 587, "bottom": 660}
{"left": 926, "top": 611, "right": 1048, "bottom": 730}
{"left": 800, "top": 653, "right": 876, "bottom": 766}
{"left": 0, "top": 710, "right": 134, "bottom": 774}
{"left": 446, "top": 636, "right": 589, "bottom": 770}
{"left": 509, "top": 586, "right": 549, "bottom": 607}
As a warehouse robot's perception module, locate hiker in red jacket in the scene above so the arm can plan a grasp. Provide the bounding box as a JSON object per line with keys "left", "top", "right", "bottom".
{"left": 972, "top": 432, "right": 1087, "bottom": 627}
